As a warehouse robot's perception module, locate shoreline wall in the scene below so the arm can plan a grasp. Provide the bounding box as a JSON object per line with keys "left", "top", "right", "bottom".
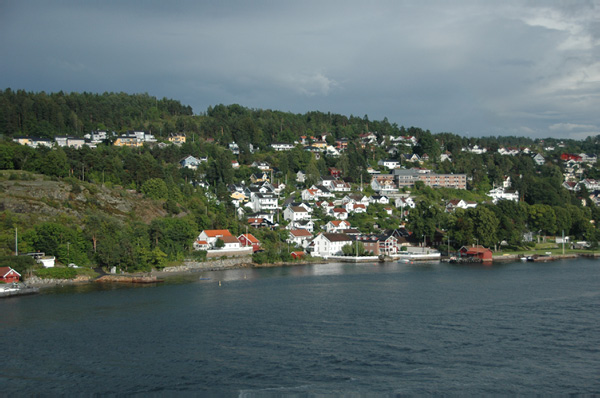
{"left": 161, "top": 256, "right": 254, "bottom": 273}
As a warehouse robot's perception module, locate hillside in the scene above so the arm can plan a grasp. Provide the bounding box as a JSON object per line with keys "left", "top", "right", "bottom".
{"left": 0, "top": 171, "right": 167, "bottom": 224}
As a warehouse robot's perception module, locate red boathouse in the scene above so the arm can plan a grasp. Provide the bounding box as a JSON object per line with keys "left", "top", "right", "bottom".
{"left": 0, "top": 267, "right": 21, "bottom": 284}
{"left": 459, "top": 245, "right": 493, "bottom": 262}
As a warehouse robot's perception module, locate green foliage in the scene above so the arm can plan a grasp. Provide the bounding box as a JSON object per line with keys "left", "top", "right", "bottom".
{"left": 342, "top": 242, "right": 366, "bottom": 256}
{"left": 35, "top": 267, "right": 77, "bottom": 279}
{"left": 0, "top": 89, "right": 192, "bottom": 137}
{"left": 141, "top": 178, "right": 169, "bottom": 200}
{"left": 0, "top": 255, "right": 34, "bottom": 276}
{"left": 149, "top": 217, "right": 197, "bottom": 258}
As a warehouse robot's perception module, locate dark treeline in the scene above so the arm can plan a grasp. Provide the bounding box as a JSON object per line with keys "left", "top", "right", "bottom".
{"left": 0, "top": 89, "right": 193, "bottom": 137}
{"left": 4, "top": 90, "right": 600, "bottom": 155}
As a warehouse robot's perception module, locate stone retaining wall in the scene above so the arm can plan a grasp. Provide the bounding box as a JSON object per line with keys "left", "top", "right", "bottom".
{"left": 161, "top": 256, "right": 254, "bottom": 273}
{"left": 25, "top": 275, "right": 92, "bottom": 286}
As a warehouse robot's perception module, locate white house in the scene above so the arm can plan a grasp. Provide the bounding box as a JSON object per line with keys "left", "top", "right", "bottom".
{"left": 330, "top": 207, "right": 349, "bottom": 220}
{"left": 251, "top": 161, "right": 271, "bottom": 171}
{"left": 487, "top": 187, "right": 519, "bottom": 204}
{"left": 271, "top": 142, "right": 295, "bottom": 151}
{"left": 377, "top": 159, "right": 401, "bottom": 170}
{"left": 446, "top": 199, "right": 478, "bottom": 212}
{"left": 251, "top": 193, "right": 278, "bottom": 212}
{"left": 347, "top": 203, "right": 367, "bottom": 214}
{"left": 287, "top": 219, "right": 315, "bottom": 233}
{"left": 325, "top": 220, "right": 351, "bottom": 233}
{"left": 371, "top": 176, "right": 398, "bottom": 194}
{"left": 329, "top": 180, "right": 351, "bottom": 192}
{"left": 439, "top": 151, "right": 452, "bottom": 162}
{"left": 308, "top": 233, "right": 353, "bottom": 257}
{"left": 180, "top": 155, "right": 204, "bottom": 170}
{"left": 581, "top": 179, "right": 600, "bottom": 191}
{"left": 395, "top": 197, "right": 416, "bottom": 209}
{"left": 532, "top": 153, "right": 545, "bottom": 166}
{"left": 283, "top": 205, "right": 311, "bottom": 222}
{"left": 287, "top": 229, "right": 313, "bottom": 248}
{"left": 220, "top": 235, "right": 242, "bottom": 250}
{"left": 370, "top": 195, "right": 390, "bottom": 205}
{"left": 195, "top": 229, "right": 234, "bottom": 249}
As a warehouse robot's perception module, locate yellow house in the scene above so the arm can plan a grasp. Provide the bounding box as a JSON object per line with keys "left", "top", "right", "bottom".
{"left": 114, "top": 136, "right": 143, "bottom": 147}
{"left": 168, "top": 133, "right": 186, "bottom": 144}
{"left": 230, "top": 191, "right": 248, "bottom": 202}
{"left": 12, "top": 137, "right": 32, "bottom": 146}
{"left": 312, "top": 141, "right": 328, "bottom": 149}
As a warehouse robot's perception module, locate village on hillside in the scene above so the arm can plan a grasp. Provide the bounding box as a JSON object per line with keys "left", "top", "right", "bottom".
{"left": 10, "top": 128, "right": 598, "bottom": 265}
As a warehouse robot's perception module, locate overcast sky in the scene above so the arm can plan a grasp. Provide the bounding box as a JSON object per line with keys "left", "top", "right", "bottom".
{"left": 1, "top": 1, "right": 599, "bottom": 139}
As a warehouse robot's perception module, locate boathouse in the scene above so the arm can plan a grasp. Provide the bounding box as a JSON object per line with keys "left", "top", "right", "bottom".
{"left": 459, "top": 245, "right": 493, "bottom": 262}
{"left": 0, "top": 267, "right": 21, "bottom": 284}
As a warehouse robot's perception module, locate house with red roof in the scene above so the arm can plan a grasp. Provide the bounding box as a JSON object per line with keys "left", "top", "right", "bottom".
{"left": 325, "top": 220, "right": 351, "bottom": 233}
{"left": 330, "top": 207, "right": 349, "bottom": 220}
{"left": 287, "top": 229, "right": 313, "bottom": 248}
{"left": 0, "top": 267, "right": 20, "bottom": 284}
{"left": 196, "top": 230, "right": 233, "bottom": 249}
{"left": 238, "top": 233, "right": 261, "bottom": 252}
{"left": 459, "top": 245, "right": 493, "bottom": 262}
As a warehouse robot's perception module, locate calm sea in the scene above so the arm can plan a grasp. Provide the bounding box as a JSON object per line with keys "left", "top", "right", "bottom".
{"left": 1, "top": 258, "right": 599, "bottom": 396}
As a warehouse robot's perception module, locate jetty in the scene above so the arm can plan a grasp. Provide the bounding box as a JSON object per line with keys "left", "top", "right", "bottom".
{"left": 0, "top": 284, "right": 39, "bottom": 298}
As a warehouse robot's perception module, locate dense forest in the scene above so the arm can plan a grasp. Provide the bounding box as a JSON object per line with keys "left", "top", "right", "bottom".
{"left": 1, "top": 89, "right": 600, "bottom": 276}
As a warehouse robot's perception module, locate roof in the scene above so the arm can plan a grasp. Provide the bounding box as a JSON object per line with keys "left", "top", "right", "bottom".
{"left": 202, "top": 230, "right": 233, "bottom": 238}
{"left": 333, "top": 208, "right": 348, "bottom": 213}
{"left": 330, "top": 220, "right": 349, "bottom": 227}
{"left": 220, "top": 236, "right": 241, "bottom": 244}
{"left": 195, "top": 240, "right": 208, "bottom": 245}
{"left": 322, "top": 233, "right": 352, "bottom": 242}
{"left": 461, "top": 245, "right": 492, "bottom": 254}
{"left": 239, "top": 234, "right": 259, "bottom": 243}
{"left": 290, "top": 206, "right": 308, "bottom": 213}
{"left": 290, "top": 229, "right": 312, "bottom": 237}
{"left": 0, "top": 267, "right": 20, "bottom": 277}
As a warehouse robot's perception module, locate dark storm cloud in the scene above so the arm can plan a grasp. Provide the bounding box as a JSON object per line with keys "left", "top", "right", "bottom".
{"left": 1, "top": 0, "right": 599, "bottom": 138}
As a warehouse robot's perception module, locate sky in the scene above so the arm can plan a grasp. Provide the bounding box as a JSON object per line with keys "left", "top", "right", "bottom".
{"left": 1, "top": 1, "right": 599, "bottom": 139}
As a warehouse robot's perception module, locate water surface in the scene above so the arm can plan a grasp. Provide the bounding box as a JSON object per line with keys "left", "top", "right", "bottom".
{"left": 1, "top": 259, "right": 599, "bottom": 395}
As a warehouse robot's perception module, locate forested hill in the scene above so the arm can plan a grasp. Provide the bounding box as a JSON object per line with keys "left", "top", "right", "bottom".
{"left": 3, "top": 89, "right": 600, "bottom": 155}
{"left": 0, "top": 89, "right": 192, "bottom": 138}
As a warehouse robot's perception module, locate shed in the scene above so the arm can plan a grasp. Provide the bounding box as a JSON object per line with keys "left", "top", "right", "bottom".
{"left": 290, "top": 251, "right": 305, "bottom": 259}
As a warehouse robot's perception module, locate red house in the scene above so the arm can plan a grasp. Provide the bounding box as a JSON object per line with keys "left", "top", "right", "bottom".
{"left": 561, "top": 153, "right": 582, "bottom": 162}
{"left": 328, "top": 167, "right": 342, "bottom": 178}
{"left": 0, "top": 267, "right": 21, "bottom": 284}
{"left": 290, "top": 251, "right": 305, "bottom": 259}
{"left": 459, "top": 245, "right": 493, "bottom": 262}
{"left": 238, "top": 233, "right": 261, "bottom": 252}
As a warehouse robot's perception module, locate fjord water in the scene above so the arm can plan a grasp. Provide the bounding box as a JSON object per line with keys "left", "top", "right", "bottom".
{"left": 1, "top": 259, "right": 599, "bottom": 395}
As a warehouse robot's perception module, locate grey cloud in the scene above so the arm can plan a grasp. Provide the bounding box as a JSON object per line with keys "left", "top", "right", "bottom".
{"left": 1, "top": 1, "right": 599, "bottom": 139}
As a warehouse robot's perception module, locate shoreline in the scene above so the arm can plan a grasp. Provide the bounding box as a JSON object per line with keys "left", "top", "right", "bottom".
{"left": 24, "top": 253, "right": 599, "bottom": 290}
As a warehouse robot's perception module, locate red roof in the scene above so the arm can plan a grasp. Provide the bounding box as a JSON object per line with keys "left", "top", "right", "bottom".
{"left": 290, "top": 229, "right": 312, "bottom": 237}
{"left": 202, "top": 229, "right": 233, "bottom": 238}
{"left": 220, "top": 236, "right": 240, "bottom": 244}
{"left": 239, "top": 234, "right": 259, "bottom": 243}
{"left": 0, "top": 267, "right": 20, "bottom": 277}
